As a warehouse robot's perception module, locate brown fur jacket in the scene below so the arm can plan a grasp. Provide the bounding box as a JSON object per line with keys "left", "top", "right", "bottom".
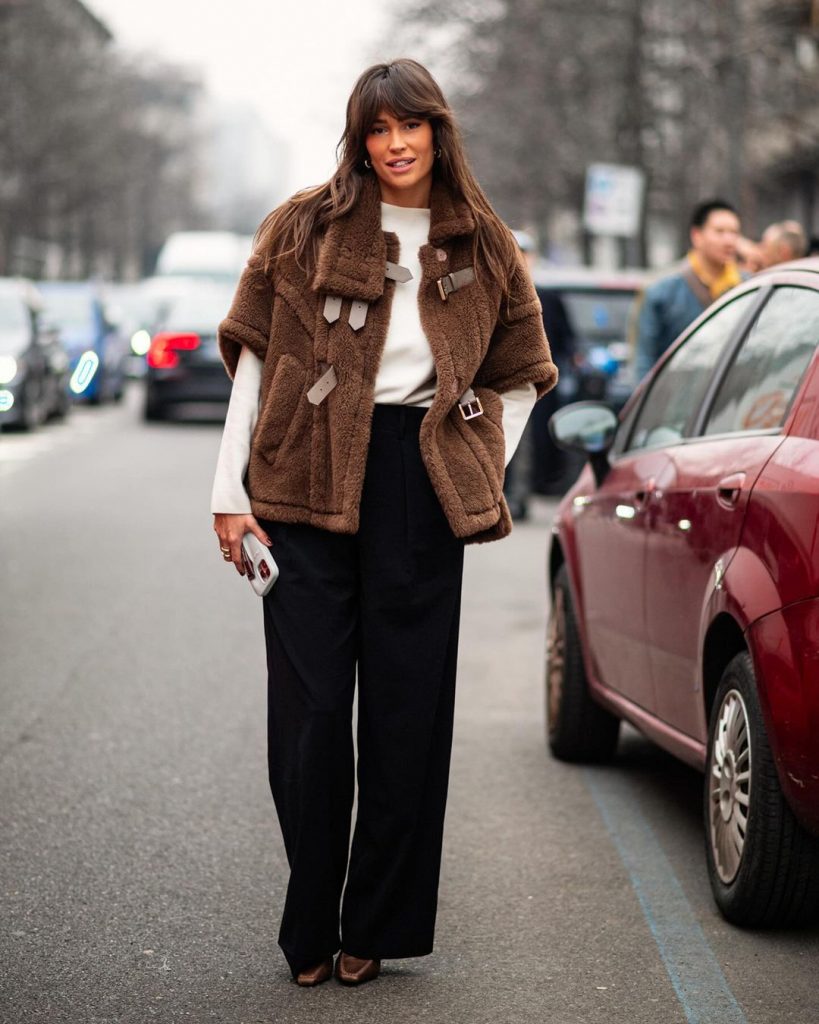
{"left": 217, "top": 175, "right": 557, "bottom": 544}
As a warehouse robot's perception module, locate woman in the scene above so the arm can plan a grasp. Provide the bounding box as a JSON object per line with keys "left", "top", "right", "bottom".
{"left": 211, "top": 58, "right": 556, "bottom": 987}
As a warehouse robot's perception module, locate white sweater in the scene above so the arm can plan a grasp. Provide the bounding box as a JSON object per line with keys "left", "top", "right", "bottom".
{"left": 211, "top": 203, "right": 536, "bottom": 514}
{"left": 373, "top": 202, "right": 437, "bottom": 404}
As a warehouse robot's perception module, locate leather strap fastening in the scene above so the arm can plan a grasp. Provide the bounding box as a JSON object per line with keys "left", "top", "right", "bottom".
{"left": 437, "top": 266, "right": 475, "bottom": 301}
{"left": 323, "top": 261, "right": 412, "bottom": 332}
{"left": 348, "top": 300, "right": 368, "bottom": 331}
{"left": 458, "top": 386, "right": 483, "bottom": 420}
{"left": 323, "top": 295, "right": 342, "bottom": 323}
{"left": 307, "top": 365, "right": 338, "bottom": 405}
{"left": 385, "top": 261, "right": 413, "bottom": 283}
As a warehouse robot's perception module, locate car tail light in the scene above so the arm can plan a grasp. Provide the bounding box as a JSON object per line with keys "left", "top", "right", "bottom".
{"left": 147, "top": 332, "right": 200, "bottom": 369}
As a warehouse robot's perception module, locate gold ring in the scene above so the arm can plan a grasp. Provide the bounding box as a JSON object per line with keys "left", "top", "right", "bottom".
{"left": 222, "top": 553, "right": 232, "bottom": 561}
{"left": 220, "top": 546, "right": 230, "bottom": 554}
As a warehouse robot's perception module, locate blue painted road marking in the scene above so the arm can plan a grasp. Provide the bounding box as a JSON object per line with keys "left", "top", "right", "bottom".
{"left": 584, "top": 768, "right": 748, "bottom": 1024}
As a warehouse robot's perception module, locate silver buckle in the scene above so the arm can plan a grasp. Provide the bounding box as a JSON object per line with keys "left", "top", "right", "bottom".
{"left": 459, "top": 396, "right": 483, "bottom": 420}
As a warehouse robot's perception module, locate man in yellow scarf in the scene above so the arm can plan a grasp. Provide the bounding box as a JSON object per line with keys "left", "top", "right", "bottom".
{"left": 635, "top": 199, "right": 742, "bottom": 379}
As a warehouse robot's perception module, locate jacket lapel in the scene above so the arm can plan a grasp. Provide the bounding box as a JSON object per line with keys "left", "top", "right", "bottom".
{"left": 311, "top": 176, "right": 386, "bottom": 301}
{"left": 427, "top": 179, "right": 475, "bottom": 246}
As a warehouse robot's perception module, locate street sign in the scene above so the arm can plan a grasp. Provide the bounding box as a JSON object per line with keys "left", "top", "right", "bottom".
{"left": 583, "top": 163, "right": 645, "bottom": 238}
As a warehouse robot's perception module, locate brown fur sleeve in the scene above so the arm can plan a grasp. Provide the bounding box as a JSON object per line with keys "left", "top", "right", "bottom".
{"left": 474, "top": 253, "right": 558, "bottom": 399}
{"left": 217, "top": 253, "right": 272, "bottom": 380}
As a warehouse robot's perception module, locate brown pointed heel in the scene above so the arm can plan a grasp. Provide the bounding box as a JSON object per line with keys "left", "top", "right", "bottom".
{"left": 295, "top": 957, "right": 333, "bottom": 987}
{"left": 335, "top": 951, "right": 381, "bottom": 985}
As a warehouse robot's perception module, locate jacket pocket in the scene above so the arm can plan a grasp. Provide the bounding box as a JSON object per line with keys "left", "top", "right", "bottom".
{"left": 471, "top": 385, "right": 505, "bottom": 455}
{"left": 256, "top": 354, "right": 307, "bottom": 464}
{"left": 440, "top": 387, "right": 506, "bottom": 516}
{"left": 459, "top": 385, "right": 506, "bottom": 495}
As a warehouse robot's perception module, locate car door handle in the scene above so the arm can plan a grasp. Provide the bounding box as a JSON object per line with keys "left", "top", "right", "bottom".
{"left": 634, "top": 478, "right": 657, "bottom": 507}
{"left": 717, "top": 472, "right": 746, "bottom": 509}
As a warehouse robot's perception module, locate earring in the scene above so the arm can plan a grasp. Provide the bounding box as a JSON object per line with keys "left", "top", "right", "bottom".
{"left": 364, "top": 158, "right": 372, "bottom": 169}
{"left": 435, "top": 147, "right": 442, "bottom": 159}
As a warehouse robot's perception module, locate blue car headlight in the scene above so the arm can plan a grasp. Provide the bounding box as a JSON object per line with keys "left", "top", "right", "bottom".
{"left": 70, "top": 351, "right": 100, "bottom": 394}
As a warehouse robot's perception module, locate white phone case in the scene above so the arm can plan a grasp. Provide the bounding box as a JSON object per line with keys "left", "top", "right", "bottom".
{"left": 240, "top": 533, "right": 279, "bottom": 596}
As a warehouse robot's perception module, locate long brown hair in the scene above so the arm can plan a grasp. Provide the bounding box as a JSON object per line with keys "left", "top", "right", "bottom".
{"left": 254, "top": 58, "right": 519, "bottom": 293}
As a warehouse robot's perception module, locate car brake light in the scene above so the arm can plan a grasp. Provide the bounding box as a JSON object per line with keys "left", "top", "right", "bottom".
{"left": 147, "top": 332, "right": 200, "bottom": 369}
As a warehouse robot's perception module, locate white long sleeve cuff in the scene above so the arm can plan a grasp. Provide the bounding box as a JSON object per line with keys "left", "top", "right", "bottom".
{"left": 501, "top": 382, "right": 537, "bottom": 466}
{"left": 210, "top": 345, "right": 263, "bottom": 514}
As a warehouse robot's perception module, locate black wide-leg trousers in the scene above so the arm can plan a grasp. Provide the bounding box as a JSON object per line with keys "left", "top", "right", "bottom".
{"left": 259, "top": 404, "right": 465, "bottom": 977}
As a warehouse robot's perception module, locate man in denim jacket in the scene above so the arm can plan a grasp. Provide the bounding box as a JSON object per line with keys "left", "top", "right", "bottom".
{"left": 635, "top": 199, "right": 742, "bottom": 380}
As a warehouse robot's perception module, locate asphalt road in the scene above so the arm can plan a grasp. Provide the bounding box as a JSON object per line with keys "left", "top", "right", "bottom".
{"left": 2, "top": 385, "right": 818, "bottom": 1024}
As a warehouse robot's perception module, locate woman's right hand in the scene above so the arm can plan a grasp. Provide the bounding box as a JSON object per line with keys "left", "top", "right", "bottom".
{"left": 213, "top": 513, "right": 272, "bottom": 575}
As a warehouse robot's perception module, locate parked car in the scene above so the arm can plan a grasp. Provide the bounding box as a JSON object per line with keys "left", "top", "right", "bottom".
{"left": 532, "top": 266, "right": 647, "bottom": 410}
{"left": 143, "top": 282, "right": 237, "bottom": 420}
{"left": 529, "top": 266, "right": 648, "bottom": 495}
{"left": 545, "top": 257, "right": 819, "bottom": 927}
{"left": 0, "top": 277, "right": 70, "bottom": 430}
{"left": 37, "top": 282, "right": 128, "bottom": 404}
{"left": 106, "top": 276, "right": 222, "bottom": 380}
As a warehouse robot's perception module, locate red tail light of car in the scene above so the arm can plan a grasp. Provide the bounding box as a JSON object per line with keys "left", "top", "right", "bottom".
{"left": 147, "top": 332, "right": 200, "bottom": 369}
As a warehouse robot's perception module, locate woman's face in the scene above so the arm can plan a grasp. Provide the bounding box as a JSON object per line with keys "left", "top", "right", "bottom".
{"left": 364, "top": 109, "right": 435, "bottom": 207}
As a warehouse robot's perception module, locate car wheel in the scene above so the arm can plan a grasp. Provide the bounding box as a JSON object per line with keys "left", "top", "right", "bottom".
{"left": 546, "top": 564, "right": 620, "bottom": 762}
{"left": 143, "top": 390, "right": 166, "bottom": 422}
{"left": 18, "top": 380, "right": 45, "bottom": 431}
{"left": 111, "top": 367, "right": 125, "bottom": 403}
{"left": 704, "top": 651, "right": 819, "bottom": 926}
{"left": 50, "top": 384, "right": 71, "bottom": 420}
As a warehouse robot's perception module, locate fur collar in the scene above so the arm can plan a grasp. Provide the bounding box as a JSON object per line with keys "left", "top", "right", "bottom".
{"left": 311, "top": 174, "right": 475, "bottom": 301}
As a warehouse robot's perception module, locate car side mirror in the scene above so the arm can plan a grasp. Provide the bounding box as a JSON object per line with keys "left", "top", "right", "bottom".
{"left": 548, "top": 401, "right": 618, "bottom": 486}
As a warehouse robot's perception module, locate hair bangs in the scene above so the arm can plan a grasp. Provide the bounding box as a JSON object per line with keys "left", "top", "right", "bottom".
{"left": 352, "top": 63, "right": 444, "bottom": 139}
{"left": 371, "top": 74, "right": 433, "bottom": 123}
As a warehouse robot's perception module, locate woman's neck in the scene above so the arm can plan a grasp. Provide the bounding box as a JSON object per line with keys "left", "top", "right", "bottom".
{"left": 377, "top": 179, "right": 432, "bottom": 209}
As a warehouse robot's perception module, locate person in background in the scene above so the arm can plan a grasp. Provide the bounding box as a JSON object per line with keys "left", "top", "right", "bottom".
{"left": 736, "top": 235, "right": 764, "bottom": 274}
{"left": 758, "top": 220, "right": 808, "bottom": 268}
{"left": 635, "top": 199, "right": 741, "bottom": 380}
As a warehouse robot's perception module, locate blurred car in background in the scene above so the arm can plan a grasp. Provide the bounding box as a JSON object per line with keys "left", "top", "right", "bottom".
{"left": 143, "top": 281, "right": 237, "bottom": 421}
{"left": 528, "top": 266, "right": 648, "bottom": 495}
{"left": 0, "top": 278, "right": 70, "bottom": 430}
{"left": 105, "top": 277, "right": 204, "bottom": 378}
{"left": 532, "top": 266, "right": 648, "bottom": 412}
{"left": 37, "top": 282, "right": 128, "bottom": 404}
{"left": 545, "top": 257, "right": 819, "bottom": 926}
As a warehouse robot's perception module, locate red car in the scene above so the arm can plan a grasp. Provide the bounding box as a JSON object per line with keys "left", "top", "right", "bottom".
{"left": 546, "top": 257, "right": 819, "bottom": 927}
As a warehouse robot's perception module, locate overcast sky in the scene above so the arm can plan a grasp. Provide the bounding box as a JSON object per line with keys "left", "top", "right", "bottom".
{"left": 86, "top": 0, "right": 411, "bottom": 195}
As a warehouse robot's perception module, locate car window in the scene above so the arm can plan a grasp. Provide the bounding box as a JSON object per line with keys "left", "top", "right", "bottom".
{"left": 559, "top": 290, "right": 637, "bottom": 346}
{"left": 627, "top": 292, "right": 756, "bottom": 452}
{"left": 704, "top": 286, "right": 819, "bottom": 435}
